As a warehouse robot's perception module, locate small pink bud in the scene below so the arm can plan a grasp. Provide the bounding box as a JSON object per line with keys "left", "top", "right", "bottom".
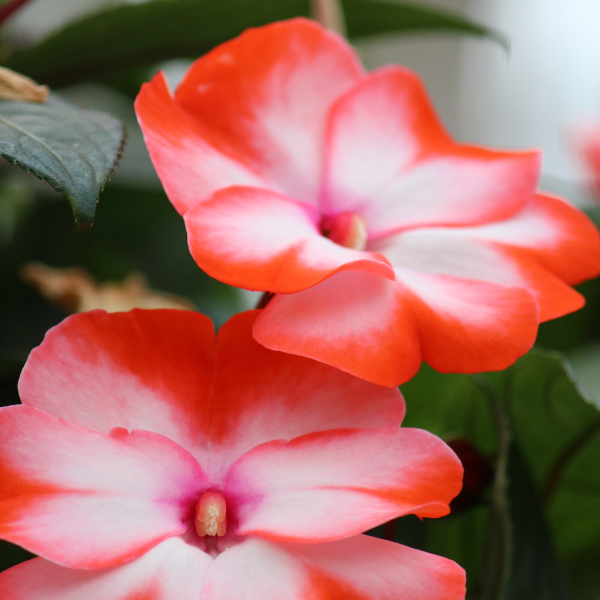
{"left": 194, "top": 491, "right": 227, "bottom": 537}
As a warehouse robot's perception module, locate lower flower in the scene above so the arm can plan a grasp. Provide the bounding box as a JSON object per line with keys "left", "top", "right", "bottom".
{"left": 0, "top": 309, "right": 465, "bottom": 599}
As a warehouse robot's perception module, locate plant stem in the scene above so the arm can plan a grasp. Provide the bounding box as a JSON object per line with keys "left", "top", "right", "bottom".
{"left": 255, "top": 292, "right": 274, "bottom": 310}
{"left": 383, "top": 519, "right": 396, "bottom": 541}
{"left": 543, "top": 420, "right": 600, "bottom": 503}
{"left": 471, "top": 374, "right": 512, "bottom": 600}
{"left": 310, "top": 0, "right": 347, "bottom": 37}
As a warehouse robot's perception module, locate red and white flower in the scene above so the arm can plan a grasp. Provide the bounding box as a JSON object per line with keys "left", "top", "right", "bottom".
{"left": 136, "top": 19, "right": 600, "bottom": 387}
{"left": 0, "top": 309, "right": 464, "bottom": 600}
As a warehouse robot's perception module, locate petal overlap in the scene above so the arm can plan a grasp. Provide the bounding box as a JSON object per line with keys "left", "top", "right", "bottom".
{"left": 322, "top": 68, "right": 542, "bottom": 237}
{"left": 135, "top": 71, "right": 266, "bottom": 215}
{"left": 396, "top": 270, "right": 539, "bottom": 374}
{"left": 373, "top": 223, "right": 585, "bottom": 323}
{"left": 184, "top": 186, "right": 395, "bottom": 293}
{"left": 136, "top": 18, "right": 365, "bottom": 214}
{"left": 174, "top": 18, "right": 364, "bottom": 205}
{"left": 254, "top": 269, "right": 540, "bottom": 386}
{"left": 201, "top": 536, "right": 465, "bottom": 600}
{"left": 454, "top": 193, "right": 600, "bottom": 286}
{"left": 0, "top": 537, "right": 212, "bottom": 600}
{"left": 253, "top": 271, "right": 423, "bottom": 387}
{"left": 19, "top": 309, "right": 404, "bottom": 477}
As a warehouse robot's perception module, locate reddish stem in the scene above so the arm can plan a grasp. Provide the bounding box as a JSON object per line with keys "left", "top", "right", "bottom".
{"left": 255, "top": 292, "right": 274, "bottom": 310}
{"left": 383, "top": 519, "right": 396, "bottom": 542}
{"left": 0, "top": 0, "right": 33, "bottom": 26}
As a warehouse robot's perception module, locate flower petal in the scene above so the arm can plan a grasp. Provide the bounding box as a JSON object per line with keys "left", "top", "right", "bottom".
{"left": 202, "top": 536, "right": 464, "bottom": 600}
{"left": 200, "top": 310, "right": 405, "bottom": 479}
{"left": 397, "top": 269, "right": 539, "bottom": 374}
{"left": 19, "top": 309, "right": 216, "bottom": 459}
{"left": 224, "top": 428, "right": 462, "bottom": 542}
{"left": 322, "top": 67, "right": 541, "bottom": 237}
{"left": 254, "top": 271, "right": 422, "bottom": 387}
{"left": 0, "top": 406, "right": 207, "bottom": 569}
{"left": 374, "top": 226, "right": 584, "bottom": 321}
{"left": 184, "top": 186, "right": 394, "bottom": 293}
{"left": 288, "top": 535, "right": 465, "bottom": 600}
{"left": 135, "top": 71, "right": 266, "bottom": 215}
{"left": 456, "top": 193, "right": 600, "bottom": 286}
{"left": 0, "top": 537, "right": 212, "bottom": 599}
{"left": 20, "top": 309, "right": 403, "bottom": 479}
{"left": 254, "top": 269, "right": 539, "bottom": 386}
{"left": 174, "top": 18, "right": 364, "bottom": 205}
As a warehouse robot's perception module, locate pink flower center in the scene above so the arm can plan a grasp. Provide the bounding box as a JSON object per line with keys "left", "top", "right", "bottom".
{"left": 321, "top": 212, "right": 368, "bottom": 251}
{"left": 194, "top": 491, "right": 227, "bottom": 537}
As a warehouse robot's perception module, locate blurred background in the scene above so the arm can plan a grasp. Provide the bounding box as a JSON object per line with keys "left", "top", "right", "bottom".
{"left": 1, "top": 1, "right": 600, "bottom": 599}
{"left": 9, "top": 0, "right": 600, "bottom": 197}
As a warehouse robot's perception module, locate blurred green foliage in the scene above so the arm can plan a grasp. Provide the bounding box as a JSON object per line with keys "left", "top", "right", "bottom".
{"left": 5, "top": 0, "right": 505, "bottom": 87}
{"left": 0, "top": 182, "right": 243, "bottom": 357}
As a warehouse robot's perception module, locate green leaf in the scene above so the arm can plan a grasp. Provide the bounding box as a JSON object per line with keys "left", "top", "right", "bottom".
{"left": 343, "top": 0, "right": 506, "bottom": 45}
{"left": 506, "top": 444, "right": 572, "bottom": 600}
{"left": 401, "top": 366, "right": 497, "bottom": 454}
{"left": 498, "top": 352, "right": 600, "bottom": 597}
{"left": 4, "top": 0, "right": 506, "bottom": 88}
{"left": 0, "top": 97, "right": 125, "bottom": 230}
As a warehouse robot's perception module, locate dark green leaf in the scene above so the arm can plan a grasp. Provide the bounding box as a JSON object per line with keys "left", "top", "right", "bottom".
{"left": 496, "top": 352, "right": 600, "bottom": 595}
{"left": 4, "top": 0, "right": 506, "bottom": 88}
{"left": 343, "top": 0, "right": 506, "bottom": 45}
{"left": 0, "top": 97, "right": 124, "bottom": 229}
{"left": 506, "top": 444, "right": 572, "bottom": 600}
{"left": 401, "top": 365, "right": 497, "bottom": 453}
{"left": 536, "top": 278, "right": 600, "bottom": 353}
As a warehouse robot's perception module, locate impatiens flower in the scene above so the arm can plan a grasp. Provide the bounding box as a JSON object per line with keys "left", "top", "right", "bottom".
{"left": 135, "top": 19, "right": 600, "bottom": 387}
{"left": 0, "top": 309, "right": 465, "bottom": 600}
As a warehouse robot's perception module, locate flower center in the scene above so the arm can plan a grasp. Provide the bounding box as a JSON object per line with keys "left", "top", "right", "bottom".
{"left": 195, "top": 491, "right": 227, "bottom": 537}
{"left": 320, "top": 212, "right": 368, "bottom": 251}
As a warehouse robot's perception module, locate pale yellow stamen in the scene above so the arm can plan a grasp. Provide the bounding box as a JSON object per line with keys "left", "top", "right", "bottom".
{"left": 195, "top": 491, "right": 227, "bottom": 537}
{"left": 342, "top": 214, "right": 368, "bottom": 251}
{"left": 322, "top": 212, "right": 369, "bottom": 251}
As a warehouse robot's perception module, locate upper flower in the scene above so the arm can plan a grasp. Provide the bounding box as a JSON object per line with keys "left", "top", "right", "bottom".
{"left": 0, "top": 309, "right": 464, "bottom": 600}
{"left": 135, "top": 18, "right": 600, "bottom": 387}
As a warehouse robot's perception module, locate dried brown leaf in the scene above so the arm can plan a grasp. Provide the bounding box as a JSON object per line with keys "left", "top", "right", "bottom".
{"left": 0, "top": 67, "right": 49, "bottom": 102}
{"left": 21, "top": 262, "right": 195, "bottom": 313}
